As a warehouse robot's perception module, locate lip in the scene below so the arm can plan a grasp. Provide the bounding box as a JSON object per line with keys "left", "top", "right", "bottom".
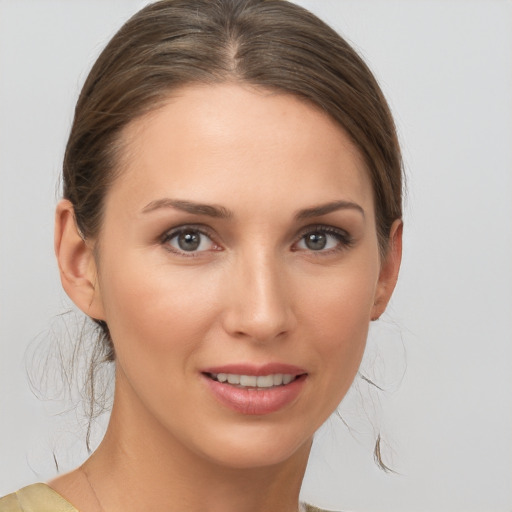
{"left": 201, "top": 363, "right": 306, "bottom": 376}
{"left": 201, "top": 363, "right": 308, "bottom": 415}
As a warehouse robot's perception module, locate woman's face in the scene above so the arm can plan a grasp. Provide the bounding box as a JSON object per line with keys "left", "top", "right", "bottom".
{"left": 73, "top": 83, "right": 399, "bottom": 469}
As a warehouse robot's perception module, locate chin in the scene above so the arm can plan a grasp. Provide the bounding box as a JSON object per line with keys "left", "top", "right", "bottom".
{"left": 187, "top": 422, "right": 315, "bottom": 470}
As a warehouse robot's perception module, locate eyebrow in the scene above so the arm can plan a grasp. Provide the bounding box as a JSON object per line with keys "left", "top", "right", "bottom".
{"left": 141, "top": 198, "right": 233, "bottom": 218}
{"left": 141, "top": 198, "right": 364, "bottom": 220}
{"left": 295, "top": 200, "right": 365, "bottom": 219}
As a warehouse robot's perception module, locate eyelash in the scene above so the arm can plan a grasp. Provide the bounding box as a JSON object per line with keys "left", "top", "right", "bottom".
{"left": 160, "top": 224, "right": 353, "bottom": 257}
{"left": 293, "top": 225, "right": 354, "bottom": 255}
{"left": 160, "top": 225, "right": 219, "bottom": 258}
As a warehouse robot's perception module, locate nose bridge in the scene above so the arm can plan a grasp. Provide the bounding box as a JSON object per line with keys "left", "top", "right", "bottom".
{"left": 223, "top": 245, "right": 295, "bottom": 342}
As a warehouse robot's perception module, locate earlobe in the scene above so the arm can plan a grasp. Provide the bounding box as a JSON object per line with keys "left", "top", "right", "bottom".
{"left": 54, "top": 199, "right": 105, "bottom": 320}
{"left": 371, "top": 219, "right": 403, "bottom": 321}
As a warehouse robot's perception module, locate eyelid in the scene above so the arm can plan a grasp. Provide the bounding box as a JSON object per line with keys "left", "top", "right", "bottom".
{"left": 160, "top": 223, "right": 210, "bottom": 241}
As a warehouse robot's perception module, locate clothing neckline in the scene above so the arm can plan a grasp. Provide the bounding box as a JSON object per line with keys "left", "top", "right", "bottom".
{"left": 10, "top": 483, "right": 334, "bottom": 512}
{"left": 38, "top": 482, "right": 76, "bottom": 504}
{"left": 12, "top": 483, "right": 79, "bottom": 511}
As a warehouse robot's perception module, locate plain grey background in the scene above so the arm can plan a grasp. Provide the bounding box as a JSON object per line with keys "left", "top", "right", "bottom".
{"left": 1, "top": 1, "right": 511, "bottom": 511}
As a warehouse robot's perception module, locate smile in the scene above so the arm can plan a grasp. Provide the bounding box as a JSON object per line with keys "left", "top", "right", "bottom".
{"left": 207, "top": 373, "right": 297, "bottom": 388}
{"left": 202, "top": 365, "right": 307, "bottom": 415}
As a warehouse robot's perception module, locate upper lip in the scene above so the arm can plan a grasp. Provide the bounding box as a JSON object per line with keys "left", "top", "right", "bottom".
{"left": 201, "top": 363, "right": 307, "bottom": 377}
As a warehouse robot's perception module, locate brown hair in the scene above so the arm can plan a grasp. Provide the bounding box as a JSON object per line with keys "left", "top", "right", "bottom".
{"left": 62, "top": 0, "right": 402, "bottom": 467}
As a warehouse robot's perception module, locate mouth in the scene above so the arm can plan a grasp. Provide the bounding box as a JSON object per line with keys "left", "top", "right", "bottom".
{"left": 205, "top": 372, "right": 302, "bottom": 389}
{"left": 201, "top": 364, "right": 308, "bottom": 414}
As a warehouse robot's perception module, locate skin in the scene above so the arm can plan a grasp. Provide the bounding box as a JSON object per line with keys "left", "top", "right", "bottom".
{"left": 52, "top": 83, "right": 402, "bottom": 512}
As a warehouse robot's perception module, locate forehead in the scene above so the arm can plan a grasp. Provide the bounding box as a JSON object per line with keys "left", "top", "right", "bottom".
{"left": 111, "top": 83, "right": 374, "bottom": 216}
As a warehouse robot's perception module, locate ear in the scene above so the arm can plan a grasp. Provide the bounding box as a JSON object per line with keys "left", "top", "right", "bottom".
{"left": 54, "top": 199, "right": 105, "bottom": 320}
{"left": 371, "top": 219, "right": 403, "bottom": 321}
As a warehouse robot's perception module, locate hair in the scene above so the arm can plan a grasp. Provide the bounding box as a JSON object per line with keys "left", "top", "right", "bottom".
{"left": 62, "top": 0, "right": 403, "bottom": 469}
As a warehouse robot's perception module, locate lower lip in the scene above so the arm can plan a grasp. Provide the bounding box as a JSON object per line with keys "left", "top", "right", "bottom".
{"left": 203, "top": 374, "right": 307, "bottom": 415}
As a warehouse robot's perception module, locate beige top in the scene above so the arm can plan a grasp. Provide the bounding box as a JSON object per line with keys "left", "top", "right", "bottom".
{"left": 0, "top": 484, "right": 78, "bottom": 512}
{"left": 0, "top": 484, "right": 337, "bottom": 512}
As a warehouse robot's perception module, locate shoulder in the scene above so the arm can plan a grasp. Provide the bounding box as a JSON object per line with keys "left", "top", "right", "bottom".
{"left": 0, "top": 491, "right": 19, "bottom": 512}
{"left": 0, "top": 484, "right": 78, "bottom": 512}
{"left": 303, "top": 504, "right": 341, "bottom": 512}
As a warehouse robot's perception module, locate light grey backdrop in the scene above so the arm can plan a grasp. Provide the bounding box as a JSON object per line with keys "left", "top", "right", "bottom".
{"left": 1, "top": 1, "right": 511, "bottom": 511}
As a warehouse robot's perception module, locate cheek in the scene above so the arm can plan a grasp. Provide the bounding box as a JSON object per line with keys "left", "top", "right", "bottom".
{"left": 97, "top": 251, "right": 220, "bottom": 362}
{"left": 300, "top": 259, "right": 378, "bottom": 392}
{"left": 302, "top": 257, "right": 378, "bottom": 334}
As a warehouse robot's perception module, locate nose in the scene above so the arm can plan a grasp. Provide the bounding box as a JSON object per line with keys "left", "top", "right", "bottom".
{"left": 221, "top": 250, "right": 297, "bottom": 343}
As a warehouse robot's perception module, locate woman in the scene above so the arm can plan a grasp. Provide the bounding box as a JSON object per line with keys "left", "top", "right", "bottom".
{"left": 0, "top": 0, "right": 402, "bottom": 510}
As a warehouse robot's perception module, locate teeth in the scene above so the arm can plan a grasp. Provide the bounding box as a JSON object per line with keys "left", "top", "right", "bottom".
{"left": 273, "top": 374, "right": 283, "bottom": 386}
{"left": 227, "top": 374, "right": 240, "bottom": 385}
{"left": 256, "top": 375, "right": 274, "bottom": 388}
{"left": 240, "top": 375, "right": 257, "bottom": 387}
{"left": 210, "top": 373, "right": 297, "bottom": 388}
{"left": 283, "top": 374, "right": 294, "bottom": 385}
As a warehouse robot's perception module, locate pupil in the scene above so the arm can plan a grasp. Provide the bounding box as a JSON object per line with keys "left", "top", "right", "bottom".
{"left": 305, "top": 232, "right": 326, "bottom": 250}
{"left": 178, "top": 231, "right": 200, "bottom": 251}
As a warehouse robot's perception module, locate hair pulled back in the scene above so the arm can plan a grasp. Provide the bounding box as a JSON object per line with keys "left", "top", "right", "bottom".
{"left": 62, "top": 0, "right": 403, "bottom": 465}
{"left": 65, "top": 0, "right": 402, "bottom": 245}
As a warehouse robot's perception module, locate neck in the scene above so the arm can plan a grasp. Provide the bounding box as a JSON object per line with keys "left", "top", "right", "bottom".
{"left": 82, "top": 375, "right": 312, "bottom": 512}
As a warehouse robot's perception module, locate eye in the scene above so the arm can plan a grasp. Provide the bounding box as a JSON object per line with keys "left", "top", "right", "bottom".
{"left": 294, "top": 226, "right": 352, "bottom": 253}
{"left": 162, "top": 227, "right": 218, "bottom": 255}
